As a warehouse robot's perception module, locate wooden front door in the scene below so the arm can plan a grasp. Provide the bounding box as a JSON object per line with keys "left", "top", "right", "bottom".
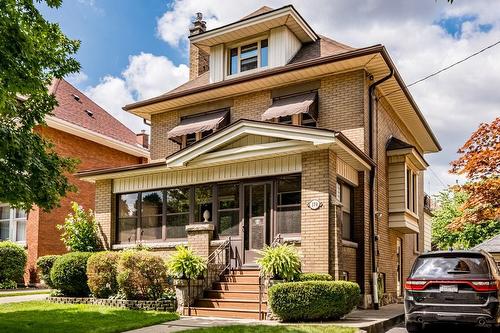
{"left": 242, "top": 182, "right": 272, "bottom": 265}
{"left": 396, "top": 237, "right": 403, "bottom": 297}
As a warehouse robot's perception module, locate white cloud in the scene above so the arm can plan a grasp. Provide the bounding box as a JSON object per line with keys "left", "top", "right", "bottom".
{"left": 65, "top": 71, "right": 88, "bottom": 86}
{"left": 154, "top": 0, "right": 500, "bottom": 194}
{"left": 85, "top": 53, "right": 189, "bottom": 133}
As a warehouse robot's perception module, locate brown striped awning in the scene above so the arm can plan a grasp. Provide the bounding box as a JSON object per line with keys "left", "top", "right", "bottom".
{"left": 261, "top": 92, "right": 318, "bottom": 121}
{"left": 168, "top": 110, "right": 229, "bottom": 143}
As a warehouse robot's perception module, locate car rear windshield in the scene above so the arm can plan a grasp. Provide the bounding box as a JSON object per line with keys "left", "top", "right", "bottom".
{"left": 410, "top": 254, "right": 490, "bottom": 279}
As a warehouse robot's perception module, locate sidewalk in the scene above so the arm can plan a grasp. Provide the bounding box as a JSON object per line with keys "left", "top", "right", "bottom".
{"left": 124, "top": 303, "right": 405, "bottom": 333}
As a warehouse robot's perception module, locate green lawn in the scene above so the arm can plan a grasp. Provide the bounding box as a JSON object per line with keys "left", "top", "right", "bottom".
{"left": 182, "top": 325, "right": 356, "bottom": 333}
{"left": 0, "top": 301, "right": 179, "bottom": 333}
{"left": 0, "top": 290, "right": 50, "bottom": 298}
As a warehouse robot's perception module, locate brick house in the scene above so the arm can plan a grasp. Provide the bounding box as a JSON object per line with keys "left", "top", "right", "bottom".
{"left": 79, "top": 5, "right": 440, "bottom": 315}
{"left": 0, "top": 78, "right": 150, "bottom": 284}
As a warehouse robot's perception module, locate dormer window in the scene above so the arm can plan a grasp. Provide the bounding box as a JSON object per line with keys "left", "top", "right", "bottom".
{"left": 228, "top": 38, "right": 268, "bottom": 76}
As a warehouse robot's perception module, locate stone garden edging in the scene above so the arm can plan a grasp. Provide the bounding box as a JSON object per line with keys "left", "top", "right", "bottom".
{"left": 47, "top": 296, "right": 176, "bottom": 312}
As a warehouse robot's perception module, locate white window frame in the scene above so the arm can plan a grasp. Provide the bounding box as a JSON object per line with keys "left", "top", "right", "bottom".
{"left": 0, "top": 204, "right": 27, "bottom": 245}
{"left": 405, "top": 166, "right": 419, "bottom": 216}
{"left": 226, "top": 35, "right": 269, "bottom": 78}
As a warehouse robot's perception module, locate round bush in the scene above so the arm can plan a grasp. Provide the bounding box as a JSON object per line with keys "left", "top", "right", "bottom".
{"left": 0, "top": 241, "right": 27, "bottom": 286}
{"left": 117, "top": 250, "right": 168, "bottom": 300}
{"left": 298, "top": 273, "right": 333, "bottom": 281}
{"left": 50, "top": 252, "right": 92, "bottom": 296}
{"left": 87, "top": 251, "right": 120, "bottom": 298}
{"left": 268, "top": 280, "right": 361, "bottom": 321}
{"left": 36, "top": 255, "right": 59, "bottom": 288}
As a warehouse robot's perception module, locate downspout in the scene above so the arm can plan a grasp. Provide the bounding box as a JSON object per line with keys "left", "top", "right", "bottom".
{"left": 368, "top": 68, "right": 393, "bottom": 310}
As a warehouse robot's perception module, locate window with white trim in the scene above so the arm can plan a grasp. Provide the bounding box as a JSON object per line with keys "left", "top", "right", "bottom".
{"left": 0, "top": 205, "right": 27, "bottom": 243}
{"left": 406, "top": 168, "right": 418, "bottom": 214}
{"left": 228, "top": 39, "right": 268, "bottom": 75}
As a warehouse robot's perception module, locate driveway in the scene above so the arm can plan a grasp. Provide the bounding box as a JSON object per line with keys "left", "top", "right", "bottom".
{"left": 387, "top": 322, "right": 493, "bottom": 333}
{"left": 0, "top": 294, "right": 48, "bottom": 304}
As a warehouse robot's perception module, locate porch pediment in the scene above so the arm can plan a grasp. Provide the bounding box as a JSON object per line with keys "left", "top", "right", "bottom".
{"left": 166, "top": 120, "right": 336, "bottom": 168}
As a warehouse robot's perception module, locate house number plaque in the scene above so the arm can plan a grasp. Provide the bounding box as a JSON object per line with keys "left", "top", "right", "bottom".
{"left": 307, "top": 200, "right": 323, "bottom": 210}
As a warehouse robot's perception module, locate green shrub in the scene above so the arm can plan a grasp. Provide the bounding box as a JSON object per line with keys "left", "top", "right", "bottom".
{"left": 298, "top": 273, "right": 333, "bottom": 281}
{"left": 50, "top": 252, "right": 92, "bottom": 296}
{"left": 87, "top": 251, "right": 120, "bottom": 298}
{"left": 166, "top": 246, "right": 206, "bottom": 280}
{"left": 57, "top": 202, "right": 101, "bottom": 252}
{"left": 256, "top": 244, "right": 301, "bottom": 281}
{"left": 36, "top": 255, "right": 59, "bottom": 288}
{"left": 0, "top": 241, "right": 27, "bottom": 287}
{"left": 268, "top": 281, "right": 361, "bottom": 321}
{"left": 117, "top": 250, "right": 168, "bottom": 300}
{"left": 0, "top": 280, "right": 17, "bottom": 289}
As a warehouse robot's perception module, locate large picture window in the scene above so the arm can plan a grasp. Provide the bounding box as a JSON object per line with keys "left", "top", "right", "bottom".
{"left": 0, "top": 205, "right": 26, "bottom": 243}
{"left": 141, "top": 191, "right": 163, "bottom": 240}
{"left": 118, "top": 193, "right": 139, "bottom": 243}
{"left": 217, "top": 183, "right": 240, "bottom": 236}
{"left": 276, "top": 175, "right": 301, "bottom": 235}
{"left": 166, "top": 188, "right": 190, "bottom": 239}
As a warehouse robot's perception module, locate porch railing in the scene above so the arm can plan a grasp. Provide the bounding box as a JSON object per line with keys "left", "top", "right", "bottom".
{"left": 258, "top": 233, "right": 283, "bottom": 320}
{"left": 188, "top": 237, "right": 231, "bottom": 315}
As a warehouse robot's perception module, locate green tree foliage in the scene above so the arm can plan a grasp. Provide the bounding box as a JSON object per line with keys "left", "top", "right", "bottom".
{"left": 57, "top": 202, "right": 101, "bottom": 252}
{"left": 432, "top": 190, "right": 500, "bottom": 250}
{"left": 0, "top": 0, "right": 80, "bottom": 211}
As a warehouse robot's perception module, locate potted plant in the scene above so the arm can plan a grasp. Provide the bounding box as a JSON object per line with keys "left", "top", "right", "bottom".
{"left": 166, "top": 246, "right": 207, "bottom": 314}
{"left": 256, "top": 243, "right": 301, "bottom": 284}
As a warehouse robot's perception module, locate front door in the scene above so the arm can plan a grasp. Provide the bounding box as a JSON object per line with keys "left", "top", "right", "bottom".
{"left": 396, "top": 237, "right": 403, "bottom": 297}
{"left": 243, "top": 182, "right": 271, "bottom": 265}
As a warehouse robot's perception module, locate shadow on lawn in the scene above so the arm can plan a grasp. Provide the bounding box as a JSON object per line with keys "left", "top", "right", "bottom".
{"left": 0, "top": 301, "right": 178, "bottom": 333}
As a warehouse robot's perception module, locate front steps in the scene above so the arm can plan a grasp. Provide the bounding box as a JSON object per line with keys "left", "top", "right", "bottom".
{"left": 186, "top": 268, "right": 267, "bottom": 319}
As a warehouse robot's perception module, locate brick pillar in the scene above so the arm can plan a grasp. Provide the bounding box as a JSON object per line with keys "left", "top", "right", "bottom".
{"left": 95, "top": 179, "right": 113, "bottom": 250}
{"left": 301, "top": 150, "right": 337, "bottom": 273}
{"left": 186, "top": 223, "right": 214, "bottom": 259}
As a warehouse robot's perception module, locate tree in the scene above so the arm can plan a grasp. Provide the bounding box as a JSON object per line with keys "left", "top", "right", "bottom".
{"left": 57, "top": 202, "right": 101, "bottom": 252}
{"left": 432, "top": 190, "right": 500, "bottom": 250}
{"left": 0, "top": 0, "right": 80, "bottom": 211}
{"left": 449, "top": 117, "right": 500, "bottom": 229}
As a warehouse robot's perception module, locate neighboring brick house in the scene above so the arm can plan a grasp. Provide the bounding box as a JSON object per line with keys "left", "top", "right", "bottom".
{"left": 79, "top": 5, "right": 440, "bottom": 316}
{"left": 0, "top": 78, "right": 150, "bottom": 284}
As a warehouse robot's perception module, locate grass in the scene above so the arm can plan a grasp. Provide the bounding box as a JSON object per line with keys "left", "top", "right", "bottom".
{"left": 0, "top": 291, "right": 50, "bottom": 298}
{"left": 182, "top": 325, "right": 356, "bottom": 333}
{"left": 0, "top": 301, "right": 179, "bottom": 333}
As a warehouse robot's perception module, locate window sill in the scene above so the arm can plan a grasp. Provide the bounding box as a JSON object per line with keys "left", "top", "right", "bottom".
{"left": 112, "top": 240, "right": 187, "bottom": 250}
{"left": 283, "top": 236, "right": 301, "bottom": 244}
{"left": 342, "top": 239, "right": 358, "bottom": 249}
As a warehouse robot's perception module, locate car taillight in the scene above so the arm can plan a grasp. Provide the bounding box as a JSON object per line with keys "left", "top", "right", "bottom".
{"left": 405, "top": 279, "right": 428, "bottom": 291}
{"left": 470, "top": 280, "right": 498, "bottom": 292}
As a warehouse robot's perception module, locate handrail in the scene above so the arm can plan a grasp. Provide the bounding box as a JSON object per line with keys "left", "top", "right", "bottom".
{"left": 258, "top": 233, "right": 284, "bottom": 320}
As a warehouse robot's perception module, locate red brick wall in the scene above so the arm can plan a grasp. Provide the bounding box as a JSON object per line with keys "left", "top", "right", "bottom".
{"left": 25, "top": 126, "right": 144, "bottom": 283}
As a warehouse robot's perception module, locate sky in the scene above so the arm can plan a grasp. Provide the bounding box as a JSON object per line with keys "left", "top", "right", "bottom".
{"left": 39, "top": 0, "right": 500, "bottom": 195}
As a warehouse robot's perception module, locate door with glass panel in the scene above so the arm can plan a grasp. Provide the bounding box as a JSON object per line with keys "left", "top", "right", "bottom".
{"left": 243, "top": 182, "right": 271, "bottom": 265}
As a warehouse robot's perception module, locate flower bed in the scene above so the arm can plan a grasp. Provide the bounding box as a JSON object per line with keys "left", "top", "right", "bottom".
{"left": 47, "top": 296, "right": 176, "bottom": 312}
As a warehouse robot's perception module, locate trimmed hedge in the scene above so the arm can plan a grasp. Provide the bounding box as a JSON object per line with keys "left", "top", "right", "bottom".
{"left": 268, "top": 280, "right": 361, "bottom": 321}
{"left": 36, "top": 255, "right": 59, "bottom": 288}
{"left": 0, "top": 241, "right": 27, "bottom": 287}
{"left": 117, "top": 250, "right": 168, "bottom": 300}
{"left": 87, "top": 251, "right": 120, "bottom": 298}
{"left": 51, "top": 252, "right": 92, "bottom": 296}
{"left": 298, "top": 273, "right": 333, "bottom": 281}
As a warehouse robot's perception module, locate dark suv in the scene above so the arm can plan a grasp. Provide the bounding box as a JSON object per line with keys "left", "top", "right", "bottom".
{"left": 405, "top": 251, "right": 500, "bottom": 332}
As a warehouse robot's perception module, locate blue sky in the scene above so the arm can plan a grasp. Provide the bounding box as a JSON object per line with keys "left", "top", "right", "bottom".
{"left": 37, "top": 0, "right": 500, "bottom": 194}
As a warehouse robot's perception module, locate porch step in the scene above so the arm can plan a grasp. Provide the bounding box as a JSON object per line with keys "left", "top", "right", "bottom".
{"left": 219, "top": 274, "right": 260, "bottom": 284}
{"left": 205, "top": 290, "right": 263, "bottom": 301}
{"left": 229, "top": 269, "right": 260, "bottom": 276}
{"left": 195, "top": 298, "right": 267, "bottom": 311}
{"left": 186, "top": 307, "right": 265, "bottom": 320}
{"left": 212, "top": 282, "right": 260, "bottom": 292}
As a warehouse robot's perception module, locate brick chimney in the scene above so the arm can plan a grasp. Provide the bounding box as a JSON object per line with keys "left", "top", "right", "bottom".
{"left": 189, "top": 12, "right": 209, "bottom": 80}
{"left": 136, "top": 130, "right": 149, "bottom": 149}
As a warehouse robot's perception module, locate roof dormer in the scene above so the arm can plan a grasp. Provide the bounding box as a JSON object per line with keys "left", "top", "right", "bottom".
{"left": 189, "top": 5, "right": 318, "bottom": 84}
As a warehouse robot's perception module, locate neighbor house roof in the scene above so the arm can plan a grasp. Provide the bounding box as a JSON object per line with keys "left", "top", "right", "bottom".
{"left": 472, "top": 234, "right": 500, "bottom": 253}
{"left": 49, "top": 78, "right": 139, "bottom": 147}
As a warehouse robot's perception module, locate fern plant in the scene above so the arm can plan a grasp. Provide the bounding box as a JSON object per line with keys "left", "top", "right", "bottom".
{"left": 257, "top": 244, "right": 301, "bottom": 281}
{"left": 166, "top": 245, "right": 207, "bottom": 280}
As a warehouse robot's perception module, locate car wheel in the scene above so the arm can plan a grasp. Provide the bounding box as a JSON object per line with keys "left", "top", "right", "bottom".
{"left": 405, "top": 322, "right": 423, "bottom": 333}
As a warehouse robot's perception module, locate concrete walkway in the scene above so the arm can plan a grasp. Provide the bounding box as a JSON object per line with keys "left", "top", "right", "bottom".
{"left": 0, "top": 293, "right": 49, "bottom": 304}
{"left": 124, "top": 303, "right": 405, "bottom": 333}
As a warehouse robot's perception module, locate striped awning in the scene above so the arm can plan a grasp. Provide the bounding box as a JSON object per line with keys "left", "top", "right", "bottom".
{"left": 168, "top": 110, "right": 229, "bottom": 143}
{"left": 261, "top": 92, "right": 318, "bottom": 121}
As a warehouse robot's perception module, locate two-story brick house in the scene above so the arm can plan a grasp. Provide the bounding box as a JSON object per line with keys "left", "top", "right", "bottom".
{"left": 79, "top": 5, "right": 440, "bottom": 316}
{"left": 0, "top": 78, "right": 150, "bottom": 284}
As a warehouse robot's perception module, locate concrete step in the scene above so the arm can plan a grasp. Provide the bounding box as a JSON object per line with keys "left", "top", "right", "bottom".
{"left": 205, "top": 290, "right": 264, "bottom": 300}
{"left": 212, "top": 282, "right": 260, "bottom": 292}
{"left": 186, "top": 306, "right": 266, "bottom": 320}
{"left": 195, "top": 298, "right": 267, "bottom": 311}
